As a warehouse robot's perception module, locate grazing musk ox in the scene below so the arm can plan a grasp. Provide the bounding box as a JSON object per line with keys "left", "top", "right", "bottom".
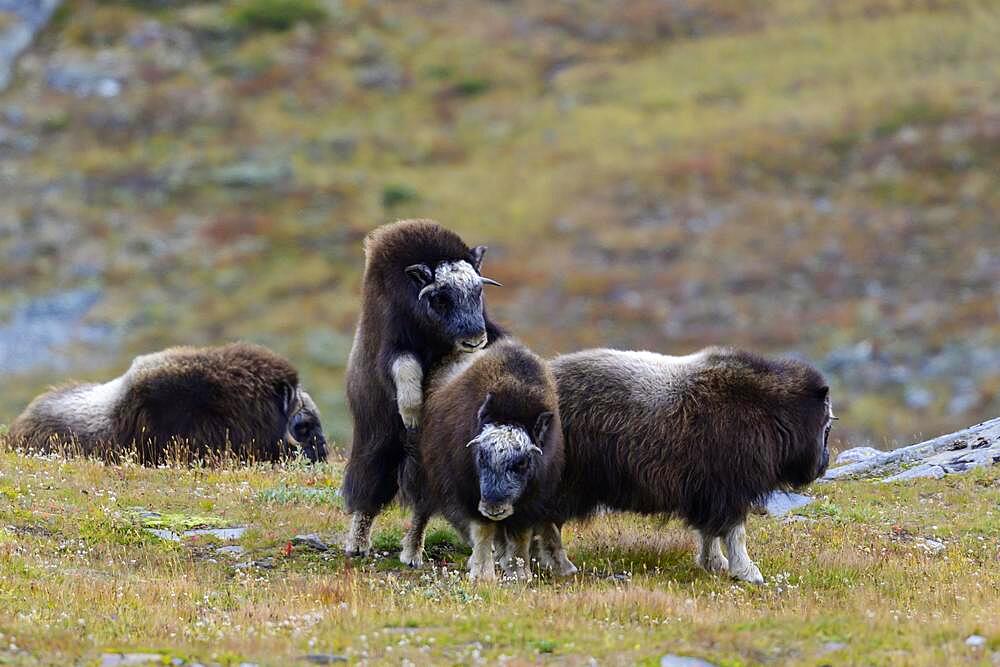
{"left": 533, "top": 347, "right": 835, "bottom": 583}
{"left": 343, "top": 219, "right": 505, "bottom": 556}
{"left": 8, "top": 342, "right": 327, "bottom": 465}
{"left": 398, "top": 338, "right": 563, "bottom": 581}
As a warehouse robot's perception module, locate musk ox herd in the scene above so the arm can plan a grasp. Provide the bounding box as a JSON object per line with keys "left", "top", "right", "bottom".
{"left": 5, "top": 219, "right": 835, "bottom": 584}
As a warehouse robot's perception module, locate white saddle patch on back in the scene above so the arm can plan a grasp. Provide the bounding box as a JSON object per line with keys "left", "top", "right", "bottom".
{"left": 51, "top": 376, "right": 127, "bottom": 437}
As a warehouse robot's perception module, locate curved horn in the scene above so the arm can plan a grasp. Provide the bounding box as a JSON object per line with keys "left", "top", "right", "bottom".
{"left": 480, "top": 277, "right": 503, "bottom": 287}
{"left": 528, "top": 444, "right": 543, "bottom": 456}
{"left": 418, "top": 283, "right": 436, "bottom": 300}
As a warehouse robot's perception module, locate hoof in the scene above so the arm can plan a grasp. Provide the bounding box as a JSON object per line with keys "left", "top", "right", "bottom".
{"left": 399, "top": 548, "right": 424, "bottom": 568}
{"left": 556, "top": 558, "right": 579, "bottom": 577}
{"left": 699, "top": 553, "right": 730, "bottom": 574}
{"left": 731, "top": 563, "right": 765, "bottom": 585}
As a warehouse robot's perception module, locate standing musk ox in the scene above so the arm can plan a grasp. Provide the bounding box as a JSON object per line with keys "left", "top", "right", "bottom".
{"left": 8, "top": 343, "right": 327, "bottom": 465}
{"left": 534, "top": 347, "right": 835, "bottom": 583}
{"left": 343, "top": 219, "right": 505, "bottom": 556}
{"left": 398, "top": 339, "right": 563, "bottom": 581}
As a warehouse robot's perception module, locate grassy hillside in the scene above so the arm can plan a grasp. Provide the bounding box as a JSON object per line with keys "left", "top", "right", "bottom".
{"left": 0, "top": 447, "right": 997, "bottom": 665}
{"left": 1, "top": 0, "right": 999, "bottom": 449}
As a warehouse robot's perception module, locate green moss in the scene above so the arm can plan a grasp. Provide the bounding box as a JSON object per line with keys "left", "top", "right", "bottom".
{"left": 231, "top": 0, "right": 327, "bottom": 32}
{"left": 136, "top": 512, "right": 228, "bottom": 532}
{"left": 79, "top": 510, "right": 163, "bottom": 547}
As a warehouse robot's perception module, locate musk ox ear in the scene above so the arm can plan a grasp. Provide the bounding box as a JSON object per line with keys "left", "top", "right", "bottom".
{"left": 471, "top": 245, "right": 487, "bottom": 272}
{"left": 476, "top": 393, "right": 493, "bottom": 428}
{"left": 533, "top": 411, "right": 553, "bottom": 447}
{"left": 405, "top": 263, "right": 434, "bottom": 289}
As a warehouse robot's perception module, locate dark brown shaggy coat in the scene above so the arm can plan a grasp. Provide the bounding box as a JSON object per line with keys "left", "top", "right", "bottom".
{"left": 401, "top": 339, "right": 564, "bottom": 533}
{"left": 548, "top": 347, "right": 832, "bottom": 536}
{"left": 343, "top": 219, "right": 505, "bottom": 516}
{"left": 8, "top": 343, "right": 324, "bottom": 465}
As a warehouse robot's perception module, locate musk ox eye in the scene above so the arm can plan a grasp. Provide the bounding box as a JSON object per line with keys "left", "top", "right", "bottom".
{"left": 293, "top": 419, "right": 313, "bottom": 440}
{"left": 510, "top": 458, "right": 529, "bottom": 475}
{"left": 429, "top": 293, "right": 450, "bottom": 311}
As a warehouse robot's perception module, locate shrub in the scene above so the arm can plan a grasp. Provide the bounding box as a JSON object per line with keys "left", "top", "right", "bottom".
{"left": 381, "top": 183, "right": 420, "bottom": 209}
{"left": 232, "top": 0, "right": 327, "bottom": 32}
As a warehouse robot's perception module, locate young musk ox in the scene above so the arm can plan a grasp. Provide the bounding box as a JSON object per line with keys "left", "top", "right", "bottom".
{"left": 532, "top": 347, "right": 835, "bottom": 583}
{"left": 8, "top": 342, "right": 327, "bottom": 465}
{"left": 398, "top": 339, "right": 563, "bottom": 581}
{"left": 343, "top": 219, "right": 505, "bottom": 556}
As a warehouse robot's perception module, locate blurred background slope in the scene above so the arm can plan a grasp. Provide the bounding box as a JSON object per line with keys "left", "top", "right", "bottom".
{"left": 0, "top": 0, "right": 997, "bottom": 450}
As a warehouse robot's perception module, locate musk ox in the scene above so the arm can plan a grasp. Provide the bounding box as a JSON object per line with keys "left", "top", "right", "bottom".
{"left": 8, "top": 342, "right": 327, "bottom": 465}
{"left": 343, "top": 219, "right": 506, "bottom": 556}
{"left": 398, "top": 339, "right": 563, "bottom": 581}
{"left": 534, "top": 347, "right": 835, "bottom": 583}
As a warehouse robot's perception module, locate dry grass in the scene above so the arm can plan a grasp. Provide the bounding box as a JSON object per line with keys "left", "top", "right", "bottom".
{"left": 2, "top": 0, "right": 999, "bottom": 450}
{"left": 1, "top": 439, "right": 998, "bottom": 665}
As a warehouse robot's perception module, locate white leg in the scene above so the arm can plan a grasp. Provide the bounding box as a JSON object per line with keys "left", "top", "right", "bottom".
{"left": 345, "top": 511, "right": 375, "bottom": 557}
{"left": 695, "top": 530, "right": 729, "bottom": 574}
{"left": 724, "top": 522, "right": 764, "bottom": 584}
{"left": 392, "top": 354, "right": 423, "bottom": 430}
{"left": 539, "top": 523, "right": 578, "bottom": 576}
{"left": 499, "top": 528, "right": 532, "bottom": 580}
{"left": 400, "top": 512, "right": 429, "bottom": 567}
{"left": 468, "top": 522, "right": 497, "bottom": 582}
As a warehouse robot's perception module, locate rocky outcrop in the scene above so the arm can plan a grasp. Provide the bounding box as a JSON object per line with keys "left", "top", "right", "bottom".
{"left": 0, "top": 0, "right": 62, "bottom": 91}
{"left": 823, "top": 417, "right": 1000, "bottom": 483}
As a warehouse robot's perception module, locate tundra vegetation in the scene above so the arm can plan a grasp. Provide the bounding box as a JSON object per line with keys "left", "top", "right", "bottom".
{"left": 1, "top": 0, "right": 999, "bottom": 664}
{"left": 1, "top": 0, "right": 998, "bottom": 451}
{"left": 0, "top": 438, "right": 998, "bottom": 665}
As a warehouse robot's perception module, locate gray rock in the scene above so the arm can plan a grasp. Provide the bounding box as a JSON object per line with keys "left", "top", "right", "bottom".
{"left": 825, "top": 417, "right": 1000, "bottom": 482}
{"left": 0, "top": 288, "right": 122, "bottom": 375}
{"left": 965, "top": 635, "right": 986, "bottom": 648}
{"left": 924, "top": 445, "right": 1000, "bottom": 474}
{"left": 301, "top": 655, "right": 347, "bottom": 664}
{"left": 915, "top": 538, "right": 946, "bottom": 555}
{"left": 882, "top": 463, "right": 946, "bottom": 483}
{"left": 184, "top": 526, "right": 247, "bottom": 540}
{"left": 355, "top": 63, "right": 404, "bottom": 92}
{"left": 660, "top": 655, "right": 717, "bottom": 667}
{"left": 100, "top": 654, "right": 165, "bottom": 667}
{"left": 216, "top": 545, "right": 246, "bottom": 557}
{"left": 761, "top": 491, "right": 814, "bottom": 517}
{"left": 835, "top": 446, "right": 883, "bottom": 465}
{"left": 292, "top": 534, "right": 329, "bottom": 551}
{"left": 211, "top": 161, "right": 293, "bottom": 188}
{"left": 821, "top": 642, "right": 847, "bottom": 654}
{"left": 904, "top": 385, "right": 934, "bottom": 410}
{"left": 45, "top": 52, "right": 132, "bottom": 98}
{"left": 0, "top": 0, "right": 63, "bottom": 91}
{"left": 146, "top": 526, "right": 247, "bottom": 542}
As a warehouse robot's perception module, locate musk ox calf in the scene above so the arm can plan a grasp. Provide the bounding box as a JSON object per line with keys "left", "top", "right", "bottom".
{"left": 398, "top": 339, "right": 563, "bottom": 581}
{"left": 535, "top": 347, "right": 834, "bottom": 584}
{"left": 343, "top": 219, "right": 505, "bottom": 556}
{"left": 8, "top": 343, "right": 327, "bottom": 465}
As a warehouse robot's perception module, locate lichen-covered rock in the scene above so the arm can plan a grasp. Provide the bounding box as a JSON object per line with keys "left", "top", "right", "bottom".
{"left": 835, "top": 446, "right": 882, "bottom": 465}
{"left": 825, "top": 417, "right": 1000, "bottom": 483}
{"left": 0, "top": 0, "right": 63, "bottom": 91}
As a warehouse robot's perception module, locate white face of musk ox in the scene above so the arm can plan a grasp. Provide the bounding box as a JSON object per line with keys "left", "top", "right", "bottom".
{"left": 467, "top": 395, "right": 552, "bottom": 521}
{"left": 404, "top": 256, "right": 502, "bottom": 353}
